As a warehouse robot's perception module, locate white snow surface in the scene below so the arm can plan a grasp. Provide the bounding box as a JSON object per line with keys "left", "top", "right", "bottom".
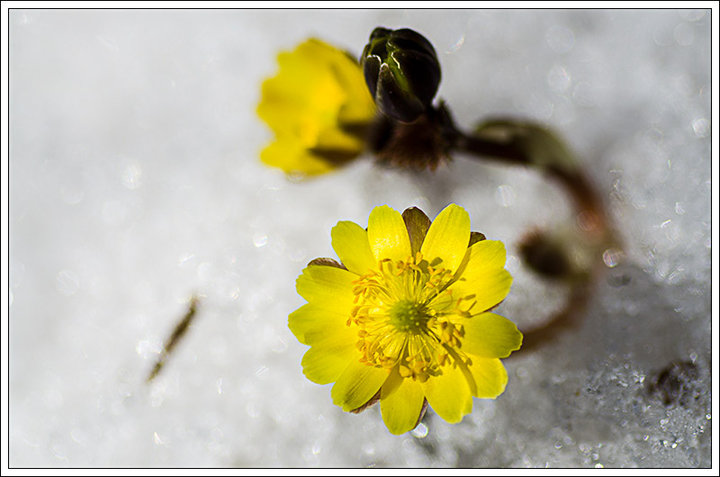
{"left": 8, "top": 8, "right": 713, "bottom": 468}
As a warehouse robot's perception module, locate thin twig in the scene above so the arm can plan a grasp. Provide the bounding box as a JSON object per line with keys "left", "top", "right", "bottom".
{"left": 146, "top": 296, "right": 200, "bottom": 382}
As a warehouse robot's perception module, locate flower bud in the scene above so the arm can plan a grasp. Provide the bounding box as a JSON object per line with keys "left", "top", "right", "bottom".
{"left": 518, "top": 231, "right": 573, "bottom": 280}
{"left": 361, "top": 27, "right": 441, "bottom": 123}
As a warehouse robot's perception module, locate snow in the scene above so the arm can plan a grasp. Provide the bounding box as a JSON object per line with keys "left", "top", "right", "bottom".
{"left": 7, "top": 7, "right": 714, "bottom": 468}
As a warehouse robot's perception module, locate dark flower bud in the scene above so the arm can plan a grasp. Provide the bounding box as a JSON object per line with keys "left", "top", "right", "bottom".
{"left": 361, "top": 27, "right": 441, "bottom": 123}
{"left": 518, "top": 231, "right": 573, "bottom": 281}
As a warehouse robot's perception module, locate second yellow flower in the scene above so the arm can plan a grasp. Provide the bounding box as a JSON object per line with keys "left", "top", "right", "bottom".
{"left": 257, "top": 39, "right": 376, "bottom": 177}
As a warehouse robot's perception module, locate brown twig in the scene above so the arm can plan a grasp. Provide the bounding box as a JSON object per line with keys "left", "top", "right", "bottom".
{"left": 146, "top": 296, "right": 200, "bottom": 382}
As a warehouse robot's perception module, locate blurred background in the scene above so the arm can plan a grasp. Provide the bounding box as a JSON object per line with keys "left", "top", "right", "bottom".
{"left": 8, "top": 8, "right": 713, "bottom": 468}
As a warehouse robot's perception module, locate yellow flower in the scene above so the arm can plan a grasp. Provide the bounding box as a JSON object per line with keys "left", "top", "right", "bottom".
{"left": 257, "top": 38, "right": 376, "bottom": 177}
{"left": 289, "top": 204, "right": 523, "bottom": 434}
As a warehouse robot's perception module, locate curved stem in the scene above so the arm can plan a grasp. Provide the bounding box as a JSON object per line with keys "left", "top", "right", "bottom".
{"left": 456, "top": 132, "right": 612, "bottom": 238}
{"left": 452, "top": 129, "right": 620, "bottom": 354}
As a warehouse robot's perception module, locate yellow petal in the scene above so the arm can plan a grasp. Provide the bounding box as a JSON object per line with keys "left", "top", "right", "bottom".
{"left": 296, "top": 38, "right": 349, "bottom": 66}
{"left": 315, "top": 126, "right": 365, "bottom": 153}
{"left": 294, "top": 39, "right": 374, "bottom": 126}
{"left": 301, "top": 342, "right": 358, "bottom": 385}
{"left": 331, "top": 360, "right": 389, "bottom": 411}
{"left": 450, "top": 240, "right": 512, "bottom": 312}
{"left": 420, "top": 204, "right": 471, "bottom": 273}
{"left": 421, "top": 365, "right": 473, "bottom": 424}
{"left": 295, "top": 265, "right": 356, "bottom": 308}
{"left": 257, "top": 49, "right": 342, "bottom": 143}
{"left": 456, "top": 239, "right": 508, "bottom": 276}
{"left": 367, "top": 205, "right": 412, "bottom": 262}
{"left": 288, "top": 303, "right": 355, "bottom": 346}
{"left": 265, "top": 40, "right": 345, "bottom": 105}
{"left": 260, "top": 138, "right": 337, "bottom": 176}
{"left": 331, "top": 221, "right": 376, "bottom": 275}
{"left": 258, "top": 76, "right": 339, "bottom": 144}
{"left": 461, "top": 312, "right": 523, "bottom": 359}
{"left": 467, "top": 357, "right": 508, "bottom": 399}
{"left": 330, "top": 49, "right": 376, "bottom": 125}
{"left": 380, "top": 371, "right": 425, "bottom": 435}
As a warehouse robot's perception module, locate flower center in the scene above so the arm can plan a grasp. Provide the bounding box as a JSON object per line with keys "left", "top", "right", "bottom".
{"left": 389, "top": 300, "right": 430, "bottom": 333}
{"left": 349, "top": 253, "right": 475, "bottom": 381}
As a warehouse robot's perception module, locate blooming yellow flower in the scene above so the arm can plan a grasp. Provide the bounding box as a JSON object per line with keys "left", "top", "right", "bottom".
{"left": 257, "top": 38, "right": 377, "bottom": 177}
{"left": 289, "top": 204, "right": 522, "bottom": 434}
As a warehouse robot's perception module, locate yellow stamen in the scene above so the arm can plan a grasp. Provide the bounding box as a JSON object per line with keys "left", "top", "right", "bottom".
{"left": 348, "top": 254, "right": 478, "bottom": 381}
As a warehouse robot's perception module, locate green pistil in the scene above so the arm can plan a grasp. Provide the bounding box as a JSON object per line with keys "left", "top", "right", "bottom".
{"left": 389, "top": 300, "right": 430, "bottom": 333}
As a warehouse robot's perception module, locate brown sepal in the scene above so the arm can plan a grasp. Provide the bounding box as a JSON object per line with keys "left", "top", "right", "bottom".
{"left": 349, "top": 390, "right": 381, "bottom": 414}
{"left": 469, "top": 231, "right": 486, "bottom": 247}
{"left": 369, "top": 103, "right": 456, "bottom": 171}
{"left": 414, "top": 399, "right": 429, "bottom": 428}
{"left": 307, "top": 257, "right": 347, "bottom": 270}
{"left": 402, "top": 207, "right": 431, "bottom": 254}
